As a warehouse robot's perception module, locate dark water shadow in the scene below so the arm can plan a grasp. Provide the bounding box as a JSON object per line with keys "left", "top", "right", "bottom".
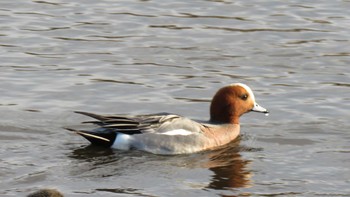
{"left": 67, "top": 145, "right": 123, "bottom": 178}
{"left": 67, "top": 144, "right": 165, "bottom": 179}
{"left": 69, "top": 145, "right": 116, "bottom": 161}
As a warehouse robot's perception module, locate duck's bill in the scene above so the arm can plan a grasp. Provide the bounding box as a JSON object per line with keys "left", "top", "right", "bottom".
{"left": 252, "top": 103, "right": 269, "bottom": 114}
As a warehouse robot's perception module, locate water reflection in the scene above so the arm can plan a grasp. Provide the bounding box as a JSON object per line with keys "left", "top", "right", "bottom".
{"left": 69, "top": 145, "right": 116, "bottom": 161}
{"left": 68, "top": 145, "right": 121, "bottom": 177}
{"left": 1, "top": 0, "right": 350, "bottom": 195}
{"left": 69, "top": 138, "right": 253, "bottom": 192}
{"left": 203, "top": 139, "right": 252, "bottom": 190}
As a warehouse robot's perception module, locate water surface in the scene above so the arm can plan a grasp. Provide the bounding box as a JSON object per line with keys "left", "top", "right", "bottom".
{"left": 0, "top": 0, "right": 349, "bottom": 196}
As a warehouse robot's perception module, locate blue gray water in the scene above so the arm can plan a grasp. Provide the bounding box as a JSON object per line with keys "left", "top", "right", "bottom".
{"left": 1, "top": 0, "right": 349, "bottom": 196}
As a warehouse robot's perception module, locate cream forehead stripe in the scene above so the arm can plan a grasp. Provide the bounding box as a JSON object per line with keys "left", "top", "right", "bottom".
{"left": 230, "top": 83, "right": 256, "bottom": 101}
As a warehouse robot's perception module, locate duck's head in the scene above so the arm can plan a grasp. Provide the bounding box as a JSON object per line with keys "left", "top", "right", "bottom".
{"left": 27, "top": 189, "right": 64, "bottom": 197}
{"left": 210, "top": 83, "right": 268, "bottom": 124}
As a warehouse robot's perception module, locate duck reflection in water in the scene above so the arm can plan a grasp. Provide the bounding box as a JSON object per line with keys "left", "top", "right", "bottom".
{"left": 69, "top": 136, "right": 253, "bottom": 193}
{"left": 206, "top": 139, "right": 252, "bottom": 190}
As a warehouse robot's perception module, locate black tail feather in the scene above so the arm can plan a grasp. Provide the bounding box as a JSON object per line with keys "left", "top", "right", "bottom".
{"left": 65, "top": 128, "right": 116, "bottom": 148}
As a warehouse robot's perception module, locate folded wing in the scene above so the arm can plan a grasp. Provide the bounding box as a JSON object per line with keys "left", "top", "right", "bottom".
{"left": 74, "top": 111, "right": 184, "bottom": 135}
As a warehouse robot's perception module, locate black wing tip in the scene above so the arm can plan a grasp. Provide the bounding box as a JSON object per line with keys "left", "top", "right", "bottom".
{"left": 73, "top": 111, "right": 108, "bottom": 122}
{"left": 74, "top": 111, "right": 96, "bottom": 117}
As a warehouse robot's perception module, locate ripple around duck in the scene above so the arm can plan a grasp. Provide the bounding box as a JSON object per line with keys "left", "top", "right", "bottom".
{"left": 91, "top": 78, "right": 148, "bottom": 87}
{"left": 204, "top": 26, "right": 330, "bottom": 32}
{"left": 166, "top": 13, "right": 252, "bottom": 21}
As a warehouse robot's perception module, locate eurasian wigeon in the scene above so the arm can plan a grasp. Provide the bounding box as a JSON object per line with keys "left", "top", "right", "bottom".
{"left": 67, "top": 83, "right": 268, "bottom": 154}
{"left": 27, "top": 189, "right": 64, "bottom": 197}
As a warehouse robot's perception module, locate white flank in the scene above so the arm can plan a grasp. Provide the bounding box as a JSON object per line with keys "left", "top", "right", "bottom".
{"left": 112, "top": 133, "right": 132, "bottom": 150}
{"left": 161, "top": 129, "right": 193, "bottom": 136}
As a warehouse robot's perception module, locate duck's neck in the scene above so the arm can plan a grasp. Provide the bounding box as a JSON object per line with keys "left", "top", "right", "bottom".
{"left": 210, "top": 114, "right": 240, "bottom": 124}
{"left": 209, "top": 96, "right": 240, "bottom": 124}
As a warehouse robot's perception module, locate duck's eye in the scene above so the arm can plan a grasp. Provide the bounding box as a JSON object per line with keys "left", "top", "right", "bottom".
{"left": 240, "top": 94, "right": 248, "bottom": 101}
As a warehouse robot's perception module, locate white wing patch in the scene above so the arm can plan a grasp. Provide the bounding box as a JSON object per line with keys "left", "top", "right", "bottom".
{"left": 161, "top": 129, "right": 193, "bottom": 136}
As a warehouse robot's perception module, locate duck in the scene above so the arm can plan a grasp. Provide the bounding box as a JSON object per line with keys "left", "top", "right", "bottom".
{"left": 66, "top": 83, "right": 268, "bottom": 155}
{"left": 27, "top": 189, "right": 64, "bottom": 197}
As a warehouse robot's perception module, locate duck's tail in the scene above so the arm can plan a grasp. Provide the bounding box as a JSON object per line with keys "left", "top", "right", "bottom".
{"left": 65, "top": 128, "right": 117, "bottom": 148}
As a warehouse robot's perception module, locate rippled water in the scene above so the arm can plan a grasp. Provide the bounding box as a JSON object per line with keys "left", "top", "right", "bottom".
{"left": 1, "top": 0, "right": 349, "bottom": 196}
